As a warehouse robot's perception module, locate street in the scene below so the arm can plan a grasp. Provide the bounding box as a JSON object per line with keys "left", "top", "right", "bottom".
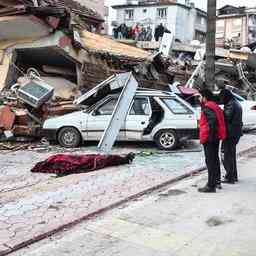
{"left": 0, "top": 135, "right": 256, "bottom": 255}
{"left": 7, "top": 137, "right": 256, "bottom": 256}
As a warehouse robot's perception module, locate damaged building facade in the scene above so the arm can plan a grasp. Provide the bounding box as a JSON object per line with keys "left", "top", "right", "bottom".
{"left": 216, "top": 5, "right": 256, "bottom": 49}
{"left": 112, "top": 0, "right": 207, "bottom": 44}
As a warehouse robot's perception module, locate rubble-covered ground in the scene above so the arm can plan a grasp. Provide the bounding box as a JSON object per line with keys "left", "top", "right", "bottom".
{"left": 1, "top": 135, "right": 256, "bottom": 255}
{"left": 10, "top": 147, "right": 256, "bottom": 256}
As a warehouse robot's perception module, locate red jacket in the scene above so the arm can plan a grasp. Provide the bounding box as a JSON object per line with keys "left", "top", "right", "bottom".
{"left": 200, "top": 101, "right": 226, "bottom": 144}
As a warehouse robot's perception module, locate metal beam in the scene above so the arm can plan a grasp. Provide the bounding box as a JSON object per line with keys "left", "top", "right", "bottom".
{"left": 98, "top": 72, "right": 138, "bottom": 154}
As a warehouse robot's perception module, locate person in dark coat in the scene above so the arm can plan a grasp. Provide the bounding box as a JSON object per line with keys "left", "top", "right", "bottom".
{"left": 154, "top": 23, "right": 165, "bottom": 41}
{"left": 198, "top": 89, "right": 226, "bottom": 193}
{"left": 220, "top": 89, "right": 243, "bottom": 184}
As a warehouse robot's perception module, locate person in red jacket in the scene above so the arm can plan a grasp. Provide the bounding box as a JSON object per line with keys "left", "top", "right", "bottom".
{"left": 198, "top": 89, "right": 226, "bottom": 193}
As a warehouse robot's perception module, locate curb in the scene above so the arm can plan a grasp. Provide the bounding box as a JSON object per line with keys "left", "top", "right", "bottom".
{"left": 1, "top": 145, "right": 256, "bottom": 256}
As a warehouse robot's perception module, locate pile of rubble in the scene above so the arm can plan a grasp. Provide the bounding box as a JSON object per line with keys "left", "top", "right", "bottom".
{"left": 168, "top": 42, "right": 256, "bottom": 98}
{"left": 0, "top": 0, "right": 175, "bottom": 142}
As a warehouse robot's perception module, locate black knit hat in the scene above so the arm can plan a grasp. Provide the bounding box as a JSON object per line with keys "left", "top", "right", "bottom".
{"left": 199, "top": 89, "right": 214, "bottom": 101}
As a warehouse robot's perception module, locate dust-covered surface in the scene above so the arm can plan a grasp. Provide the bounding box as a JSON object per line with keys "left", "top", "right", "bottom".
{"left": 9, "top": 148, "right": 256, "bottom": 256}
{"left": 0, "top": 135, "right": 256, "bottom": 255}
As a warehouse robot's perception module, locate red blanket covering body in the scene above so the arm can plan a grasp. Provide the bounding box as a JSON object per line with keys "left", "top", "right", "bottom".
{"left": 31, "top": 154, "right": 133, "bottom": 175}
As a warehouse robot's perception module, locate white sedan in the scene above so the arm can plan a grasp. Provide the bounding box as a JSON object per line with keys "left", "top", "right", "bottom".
{"left": 232, "top": 93, "right": 256, "bottom": 131}
{"left": 43, "top": 89, "right": 199, "bottom": 150}
{"left": 178, "top": 89, "right": 256, "bottom": 131}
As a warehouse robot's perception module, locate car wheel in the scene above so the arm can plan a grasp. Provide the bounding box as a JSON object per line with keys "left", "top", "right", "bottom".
{"left": 58, "top": 127, "right": 81, "bottom": 148}
{"left": 155, "top": 130, "right": 178, "bottom": 150}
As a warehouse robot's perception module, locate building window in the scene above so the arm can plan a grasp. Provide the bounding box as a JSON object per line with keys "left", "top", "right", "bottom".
{"left": 200, "top": 17, "right": 205, "bottom": 25}
{"left": 232, "top": 18, "right": 242, "bottom": 31}
{"left": 195, "top": 31, "right": 206, "bottom": 43}
{"left": 125, "top": 9, "right": 134, "bottom": 20}
{"left": 157, "top": 8, "right": 167, "bottom": 19}
{"left": 196, "top": 16, "right": 205, "bottom": 26}
{"left": 216, "top": 19, "right": 225, "bottom": 37}
{"left": 248, "top": 14, "right": 256, "bottom": 26}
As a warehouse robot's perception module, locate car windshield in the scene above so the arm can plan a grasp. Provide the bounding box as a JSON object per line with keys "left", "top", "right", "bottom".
{"left": 95, "top": 98, "right": 118, "bottom": 115}
{"left": 162, "top": 98, "right": 193, "bottom": 114}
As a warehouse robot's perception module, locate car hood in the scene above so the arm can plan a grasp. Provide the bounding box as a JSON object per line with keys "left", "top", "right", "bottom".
{"left": 43, "top": 111, "right": 86, "bottom": 128}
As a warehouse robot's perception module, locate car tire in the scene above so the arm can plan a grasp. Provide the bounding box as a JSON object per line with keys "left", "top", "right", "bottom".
{"left": 154, "top": 130, "right": 178, "bottom": 150}
{"left": 57, "top": 127, "right": 81, "bottom": 148}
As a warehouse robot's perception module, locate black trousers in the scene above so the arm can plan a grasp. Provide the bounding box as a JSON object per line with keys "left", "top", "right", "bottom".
{"left": 203, "top": 141, "right": 220, "bottom": 188}
{"left": 222, "top": 137, "right": 240, "bottom": 182}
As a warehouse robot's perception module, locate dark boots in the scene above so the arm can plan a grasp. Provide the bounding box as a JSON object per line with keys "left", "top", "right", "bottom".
{"left": 198, "top": 185, "right": 216, "bottom": 193}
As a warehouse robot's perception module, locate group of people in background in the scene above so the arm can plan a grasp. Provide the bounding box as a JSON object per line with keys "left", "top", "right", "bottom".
{"left": 198, "top": 87, "right": 243, "bottom": 193}
{"left": 113, "top": 23, "right": 169, "bottom": 42}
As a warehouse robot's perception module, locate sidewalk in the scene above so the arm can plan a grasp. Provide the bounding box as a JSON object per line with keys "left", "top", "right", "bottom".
{"left": 11, "top": 149, "right": 256, "bottom": 256}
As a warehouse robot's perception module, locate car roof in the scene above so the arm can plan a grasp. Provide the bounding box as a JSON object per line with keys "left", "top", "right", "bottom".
{"left": 136, "top": 89, "right": 175, "bottom": 97}
{"left": 107, "top": 92, "right": 175, "bottom": 98}
{"left": 104, "top": 88, "right": 176, "bottom": 98}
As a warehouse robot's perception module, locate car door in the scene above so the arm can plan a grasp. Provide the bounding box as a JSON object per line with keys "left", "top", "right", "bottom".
{"left": 125, "top": 97, "right": 152, "bottom": 140}
{"left": 159, "top": 97, "right": 197, "bottom": 129}
{"left": 86, "top": 97, "right": 125, "bottom": 140}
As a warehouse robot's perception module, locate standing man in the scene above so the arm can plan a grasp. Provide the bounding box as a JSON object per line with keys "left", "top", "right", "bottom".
{"left": 220, "top": 89, "right": 243, "bottom": 184}
{"left": 198, "top": 89, "right": 226, "bottom": 193}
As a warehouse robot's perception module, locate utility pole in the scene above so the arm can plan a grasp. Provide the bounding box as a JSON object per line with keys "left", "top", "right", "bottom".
{"left": 205, "top": 0, "right": 216, "bottom": 91}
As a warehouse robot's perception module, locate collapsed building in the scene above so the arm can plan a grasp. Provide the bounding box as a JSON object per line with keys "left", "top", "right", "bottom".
{"left": 0, "top": 0, "right": 175, "bottom": 141}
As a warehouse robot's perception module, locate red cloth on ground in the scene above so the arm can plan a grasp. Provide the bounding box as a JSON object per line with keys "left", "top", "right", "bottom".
{"left": 31, "top": 154, "right": 130, "bottom": 175}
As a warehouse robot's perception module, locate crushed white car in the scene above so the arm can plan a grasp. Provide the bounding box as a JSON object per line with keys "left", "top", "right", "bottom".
{"left": 43, "top": 88, "right": 199, "bottom": 150}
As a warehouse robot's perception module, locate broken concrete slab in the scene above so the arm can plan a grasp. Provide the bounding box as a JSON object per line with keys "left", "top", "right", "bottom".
{"left": 0, "top": 15, "right": 51, "bottom": 41}
{"left": 81, "top": 30, "right": 151, "bottom": 60}
{"left": 42, "top": 65, "right": 76, "bottom": 77}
